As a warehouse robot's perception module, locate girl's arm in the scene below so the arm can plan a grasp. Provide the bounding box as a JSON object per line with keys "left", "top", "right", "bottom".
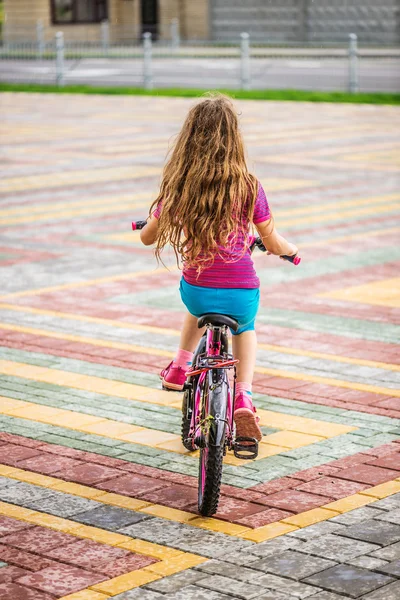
{"left": 255, "top": 218, "right": 298, "bottom": 257}
{"left": 140, "top": 215, "right": 159, "bottom": 246}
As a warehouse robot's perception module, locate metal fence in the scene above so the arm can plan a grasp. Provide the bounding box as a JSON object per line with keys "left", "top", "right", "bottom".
{"left": 0, "top": 23, "right": 399, "bottom": 93}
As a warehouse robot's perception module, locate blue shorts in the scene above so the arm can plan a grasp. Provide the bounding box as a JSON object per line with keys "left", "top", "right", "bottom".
{"left": 179, "top": 278, "right": 259, "bottom": 335}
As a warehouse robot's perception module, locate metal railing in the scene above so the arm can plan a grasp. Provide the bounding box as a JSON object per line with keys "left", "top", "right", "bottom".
{"left": 1, "top": 25, "right": 399, "bottom": 93}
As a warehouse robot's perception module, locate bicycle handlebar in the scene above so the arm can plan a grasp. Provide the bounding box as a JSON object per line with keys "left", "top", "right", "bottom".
{"left": 132, "top": 221, "right": 301, "bottom": 265}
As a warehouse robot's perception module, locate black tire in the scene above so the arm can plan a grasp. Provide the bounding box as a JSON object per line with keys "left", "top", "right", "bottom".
{"left": 181, "top": 387, "right": 194, "bottom": 451}
{"left": 198, "top": 443, "right": 225, "bottom": 516}
{"left": 198, "top": 372, "right": 227, "bottom": 516}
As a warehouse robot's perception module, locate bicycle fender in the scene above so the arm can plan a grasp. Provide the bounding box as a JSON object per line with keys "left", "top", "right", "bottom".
{"left": 206, "top": 370, "right": 229, "bottom": 447}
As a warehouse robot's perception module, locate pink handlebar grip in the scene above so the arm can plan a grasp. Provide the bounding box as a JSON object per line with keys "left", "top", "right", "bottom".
{"left": 131, "top": 222, "right": 137, "bottom": 230}
{"left": 293, "top": 256, "right": 301, "bottom": 266}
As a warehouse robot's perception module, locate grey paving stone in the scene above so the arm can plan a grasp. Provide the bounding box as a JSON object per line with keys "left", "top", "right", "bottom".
{"left": 370, "top": 494, "right": 400, "bottom": 511}
{"left": 194, "top": 559, "right": 270, "bottom": 584}
{"left": 0, "top": 481, "right": 53, "bottom": 504}
{"left": 297, "top": 534, "right": 380, "bottom": 561}
{"left": 288, "top": 521, "right": 347, "bottom": 541}
{"left": 25, "top": 491, "right": 100, "bottom": 518}
{"left": 173, "top": 531, "right": 254, "bottom": 559}
{"left": 360, "top": 580, "right": 400, "bottom": 599}
{"left": 163, "top": 585, "right": 233, "bottom": 600}
{"left": 347, "top": 556, "right": 389, "bottom": 570}
{"left": 330, "top": 506, "right": 388, "bottom": 526}
{"left": 0, "top": 476, "right": 20, "bottom": 489}
{"left": 220, "top": 549, "right": 262, "bottom": 566}
{"left": 250, "top": 536, "right": 306, "bottom": 558}
{"left": 196, "top": 574, "right": 273, "bottom": 599}
{"left": 306, "top": 594, "right": 345, "bottom": 600}
{"left": 251, "top": 550, "right": 337, "bottom": 580}
{"left": 72, "top": 505, "right": 148, "bottom": 530}
{"left": 374, "top": 508, "right": 400, "bottom": 524}
{"left": 256, "top": 593, "right": 295, "bottom": 600}
{"left": 120, "top": 518, "right": 193, "bottom": 545}
{"left": 248, "top": 573, "right": 321, "bottom": 598}
{"left": 370, "top": 541, "right": 400, "bottom": 561}
{"left": 145, "top": 569, "right": 207, "bottom": 593}
{"left": 340, "top": 520, "right": 400, "bottom": 546}
{"left": 304, "top": 564, "right": 394, "bottom": 598}
{"left": 113, "top": 591, "right": 164, "bottom": 600}
{"left": 377, "top": 559, "right": 400, "bottom": 577}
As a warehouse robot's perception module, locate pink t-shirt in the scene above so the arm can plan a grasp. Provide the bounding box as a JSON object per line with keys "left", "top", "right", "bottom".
{"left": 153, "top": 181, "right": 270, "bottom": 289}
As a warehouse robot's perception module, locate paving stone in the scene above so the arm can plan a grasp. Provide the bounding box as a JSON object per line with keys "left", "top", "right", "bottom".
{"left": 330, "top": 506, "right": 387, "bottom": 526}
{"left": 377, "top": 559, "right": 400, "bottom": 577}
{"left": 0, "top": 516, "right": 32, "bottom": 536}
{"left": 45, "top": 538, "right": 129, "bottom": 567}
{"left": 145, "top": 568, "right": 207, "bottom": 593}
{"left": 297, "top": 534, "right": 380, "bottom": 561}
{"left": 0, "top": 444, "right": 42, "bottom": 466}
{"left": 296, "top": 477, "right": 369, "bottom": 499}
{"left": 0, "top": 482, "right": 53, "bottom": 505}
{"left": 347, "top": 556, "right": 389, "bottom": 570}
{"left": 288, "top": 521, "right": 347, "bottom": 541}
{"left": 0, "top": 583, "right": 55, "bottom": 600}
{"left": 113, "top": 591, "right": 165, "bottom": 600}
{"left": 369, "top": 541, "right": 400, "bottom": 561}
{"left": 164, "top": 585, "right": 233, "bottom": 600}
{"left": 15, "top": 563, "right": 107, "bottom": 595}
{"left": 96, "top": 473, "right": 165, "bottom": 496}
{"left": 0, "top": 477, "right": 20, "bottom": 489}
{"left": 72, "top": 504, "right": 148, "bottom": 530}
{"left": 374, "top": 508, "right": 400, "bottom": 524}
{"left": 360, "top": 580, "right": 400, "bottom": 599}
{"left": 251, "top": 536, "right": 306, "bottom": 558}
{"left": 371, "top": 494, "right": 400, "bottom": 511}
{"left": 251, "top": 550, "right": 337, "bottom": 580}
{"left": 0, "top": 526, "right": 76, "bottom": 554}
{"left": 306, "top": 593, "right": 349, "bottom": 600}
{"left": 304, "top": 564, "right": 394, "bottom": 598}
{"left": 196, "top": 574, "right": 273, "bottom": 599}
{"left": 256, "top": 490, "right": 333, "bottom": 512}
{"left": 0, "top": 545, "right": 56, "bottom": 572}
{"left": 119, "top": 518, "right": 195, "bottom": 545}
{"left": 26, "top": 491, "right": 100, "bottom": 518}
{"left": 340, "top": 519, "right": 400, "bottom": 546}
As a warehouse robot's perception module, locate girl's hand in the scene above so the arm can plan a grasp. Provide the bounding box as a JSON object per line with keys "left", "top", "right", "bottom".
{"left": 280, "top": 242, "right": 298, "bottom": 259}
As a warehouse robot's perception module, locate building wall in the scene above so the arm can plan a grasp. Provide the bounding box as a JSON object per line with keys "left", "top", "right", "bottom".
{"left": 211, "top": 0, "right": 400, "bottom": 43}
{"left": 3, "top": 0, "right": 210, "bottom": 43}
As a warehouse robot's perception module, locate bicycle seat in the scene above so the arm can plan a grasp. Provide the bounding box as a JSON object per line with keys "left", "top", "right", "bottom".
{"left": 197, "top": 313, "right": 239, "bottom": 333}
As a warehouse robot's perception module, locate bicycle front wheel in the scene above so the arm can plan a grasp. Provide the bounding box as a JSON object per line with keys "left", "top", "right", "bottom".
{"left": 198, "top": 370, "right": 228, "bottom": 516}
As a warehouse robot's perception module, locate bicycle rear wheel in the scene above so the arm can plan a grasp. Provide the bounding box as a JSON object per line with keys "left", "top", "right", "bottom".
{"left": 198, "top": 370, "right": 228, "bottom": 516}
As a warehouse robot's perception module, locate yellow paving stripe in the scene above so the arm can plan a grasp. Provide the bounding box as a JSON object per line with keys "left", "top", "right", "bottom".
{"left": 0, "top": 197, "right": 152, "bottom": 227}
{"left": 320, "top": 277, "right": 400, "bottom": 309}
{"left": 0, "top": 394, "right": 354, "bottom": 467}
{"left": 0, "top": 191, "right": 152, "bottom": 218}
{"left": 0, "top": 499, "right": 206, "bottom": 596}
{"left": 0, "top": 166, "right": 160, "bottom": 193}
{"left": 2, "top": 465, "right": 400, "bottom": 544}
{"left": 1, "top": 304, "right": 399, "bottom": 373}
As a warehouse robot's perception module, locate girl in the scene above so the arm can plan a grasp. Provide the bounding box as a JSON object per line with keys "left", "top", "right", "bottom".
{"left": 140, "top": 93, "right": 298, "bottom": 442}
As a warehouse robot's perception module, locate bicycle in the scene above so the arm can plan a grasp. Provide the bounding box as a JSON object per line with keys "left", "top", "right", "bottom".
{"left": 133, "top": 219, "right": 300, "bottom": 515}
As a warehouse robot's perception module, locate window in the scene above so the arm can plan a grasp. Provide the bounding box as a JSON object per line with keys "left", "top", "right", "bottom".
{"left": 51, "top": 0, "right": 108, "bottom": 24}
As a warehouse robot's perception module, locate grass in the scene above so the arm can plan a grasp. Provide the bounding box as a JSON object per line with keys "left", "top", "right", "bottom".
{"left": 0, "top": 82, "right": 399, "bottom": 104}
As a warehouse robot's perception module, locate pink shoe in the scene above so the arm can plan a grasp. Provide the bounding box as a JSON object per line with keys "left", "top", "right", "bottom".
{"left": 160, "top": 361, "right": 186, "bottom": 391}
{"left": 234, "top": 394, "right": 262, "bottom": 442}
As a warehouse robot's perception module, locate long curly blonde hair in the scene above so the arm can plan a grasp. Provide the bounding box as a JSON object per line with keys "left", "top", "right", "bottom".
{"left": 150, "top": 93, "right": 258, "bottom": 271}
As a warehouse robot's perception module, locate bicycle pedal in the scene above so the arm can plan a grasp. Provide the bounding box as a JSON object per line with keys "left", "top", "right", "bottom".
{"left": 161, "top": 384, "right": 184, "bottom": 392}
{"left": 233, "top": 437, "right": 258, "bottom": 460}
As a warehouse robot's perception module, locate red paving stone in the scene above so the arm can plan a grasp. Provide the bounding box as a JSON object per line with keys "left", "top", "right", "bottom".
{"left": 367, "top": 453, "right": 400, "bottom": 470}
{"left": 235, "top": 508, "right": 294, "bottom": 529}
{"left": 333, "top": 464, "right": 400, "bottom": 485}
{"left": 16, "top": 564, "right": 107, "bottom": 596}
{"left": 0, "top": 444, "right": 42, "bottom": 466}
{"left": 0, "top": 566, "right": 30, "bottom": 583}
{"left": 0, "top": 546, "right": 57, "bottom": 572}
{"left": 44, "top": 539, "right": 130, "bottom": 568}
{"left": 93, "top": 553, "right": 158, "bottom": 578}
{"left": 0, "top": 516, "right": 33, "bottom": 536}
{"left": 140, "top": 484, "right": 199, "bottom": 511}
{"left": 16, "top": 454, "right": 84, "bottom": 475}
{"left": 252, "top": 477, "right": 305, "bottom": 495}
{"left": 0, "top": 583, "right": 55, "bottom": 600}
{"left": 0, "top": 527, "right": 76, "bottom": 554}
{"left": 96, "top": 473, "right": 166, "bottom": 496}
{"left": 258, "top": 490, "right": 334, "bottom": 513}
{"left": 296, "top": 477, "right": 370, "bottom": 500}
{"left": 52, "top": 463, "right": 123, "bottom": 486}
